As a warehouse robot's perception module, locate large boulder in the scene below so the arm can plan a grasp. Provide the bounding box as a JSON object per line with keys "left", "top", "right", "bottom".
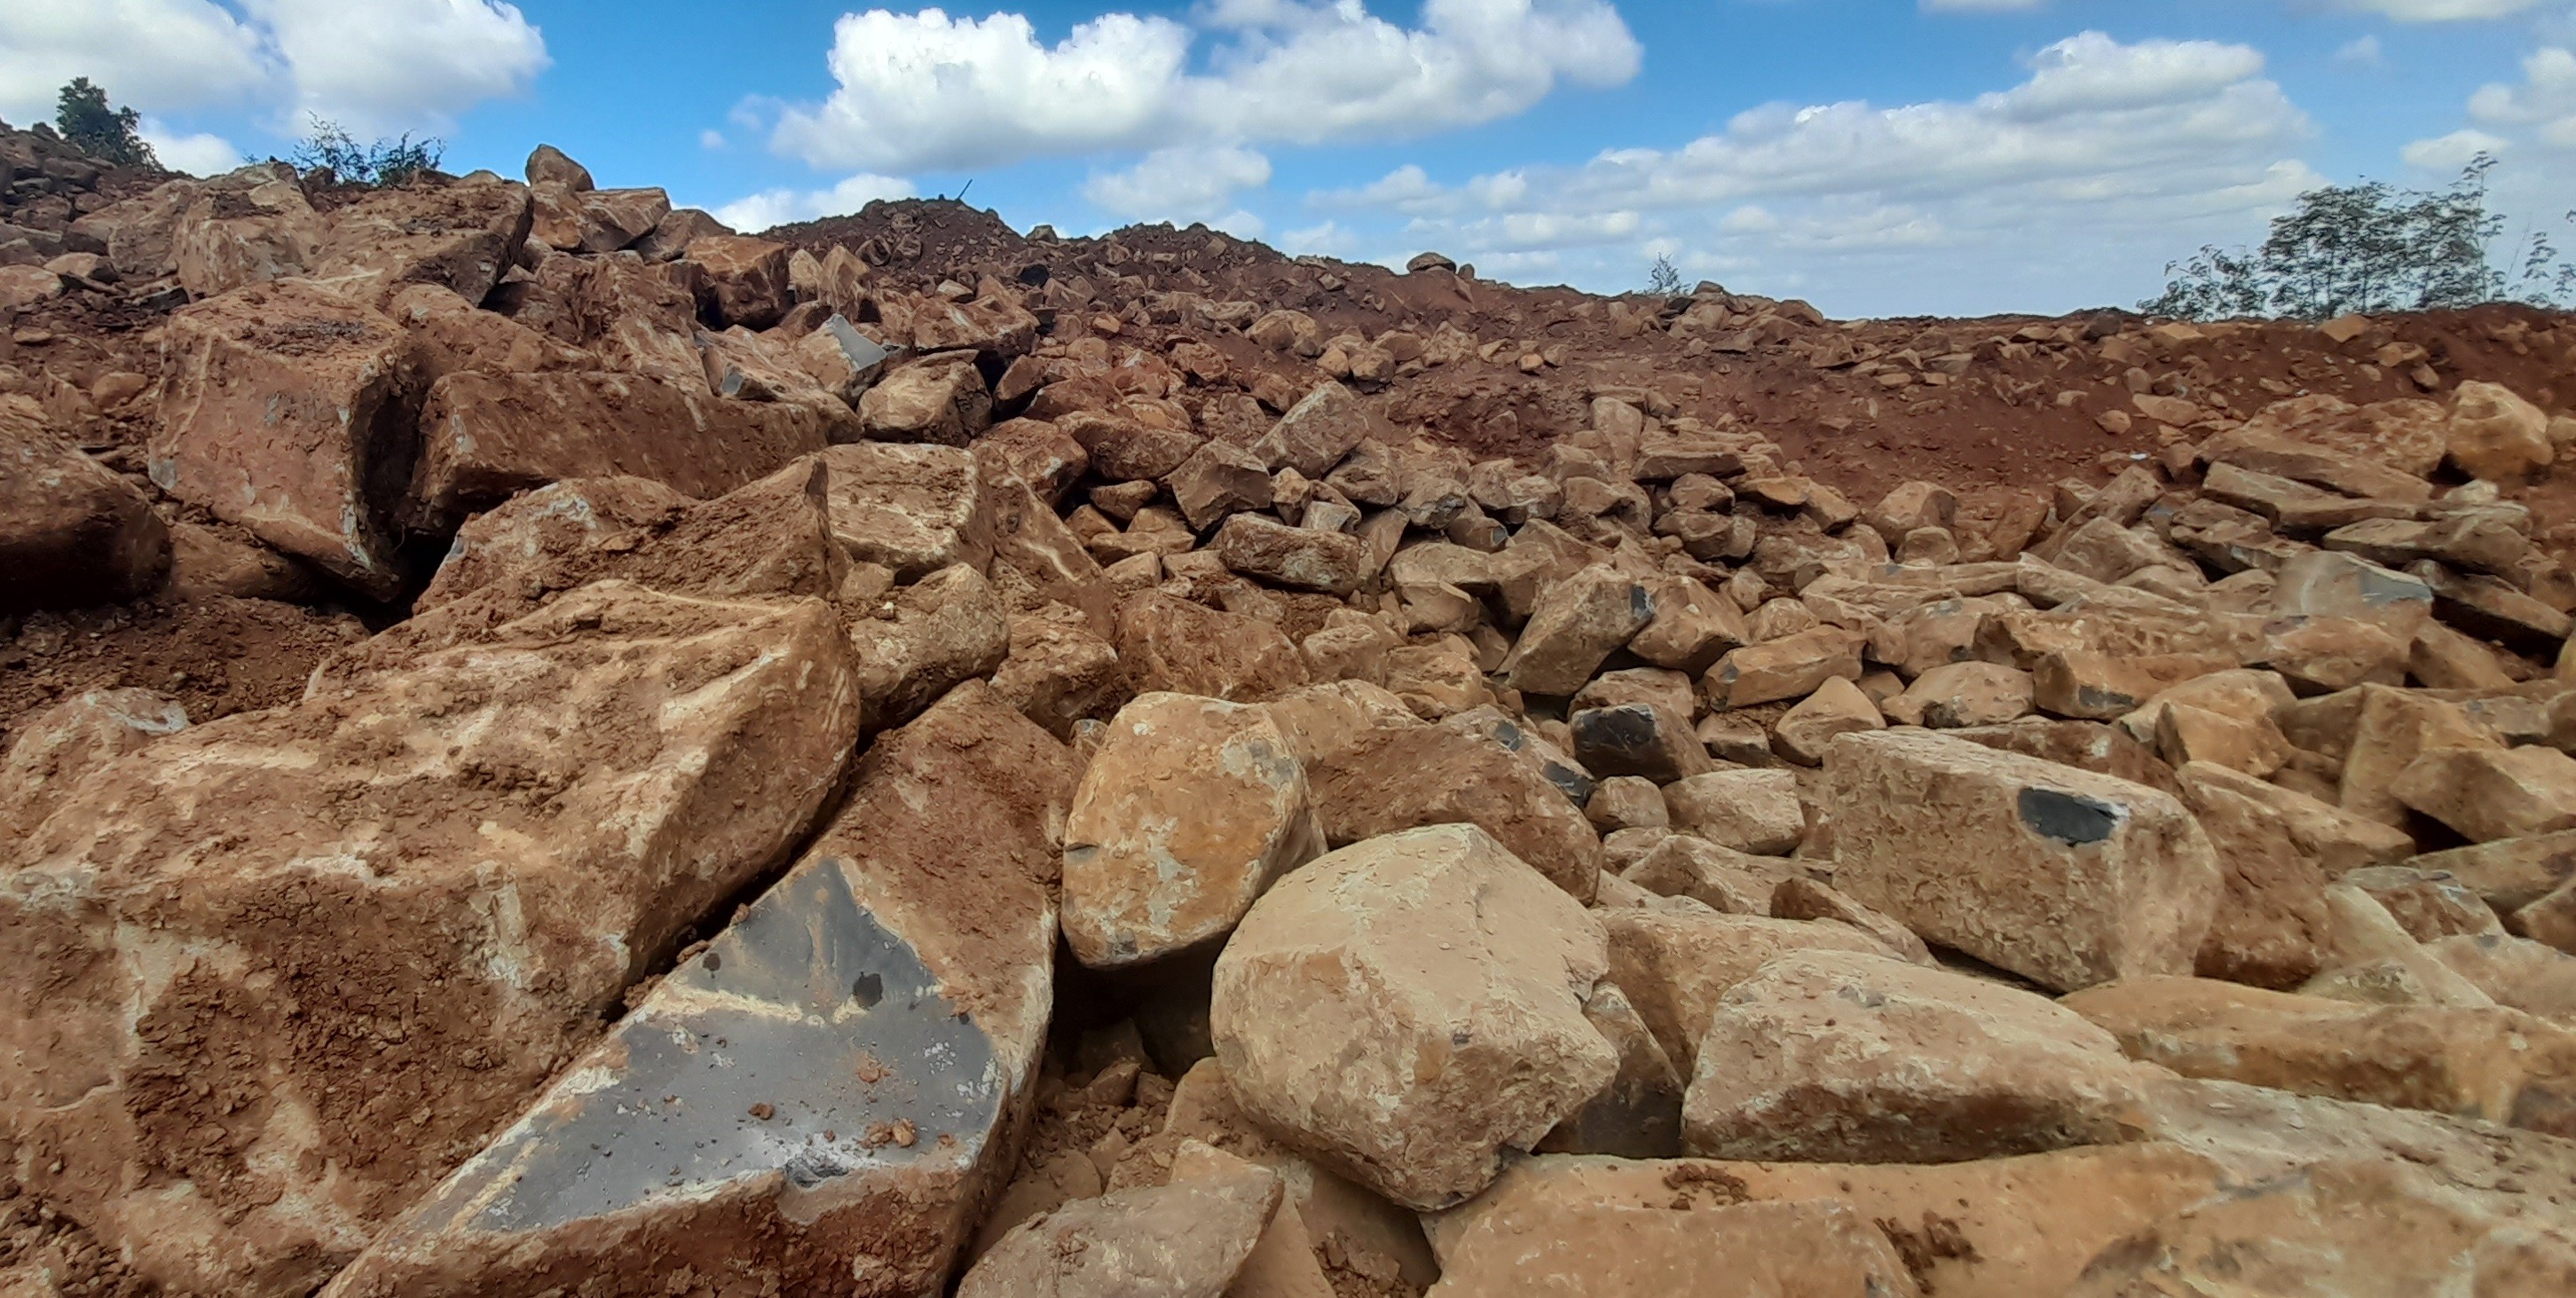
{"left": 845, "top": 563, "right": 1012, "bottom": 728}
{"left": 1603, "top": 909, "right": 1896, "bottom": 1075}
{"left": 407, "top": 370, "right": 826, "bottom": 531}
{"left": 1682, "top": 950, "right": 2149, "bottom": 1163}
{"left": 0, "top": 395, "right": 168, "bottom": 609}
{"left": 1212, "top": 513, "right": 1373, "bottom": 594}
{"left": 2446, "top": 380, "right": 2553, "bottom": 482}
{"left": 680, "top": 234, "right": 792, "bottom": 329}
{"left": 1425, "top": 1179, "right": 1921, "bottom": 1297}
{"left": 1061, "top": 693, "right": 1323, "bottom": 968}
{"left": 305, "top": 174, "right": 532, "bottom": 307}
{"left": 1825, "top": 730, "right": 2223, "bottom": 992}
{"left": 1501, "top": 563, "right": 1657, "bottom": 696}
{"left": 153, "top": 279, "right": 424, "bottom": 598}
{"left": 1115, "top": 591, "right": 1310, "bottom": 701}
{"left": 2065, "top": 977, "right": 2576, "bottom": 1137}
{"left": 1298, "top": 714, "right": 1605, "bottom": 901}
{"left": 1210, "top": 824, "right": 1618, "bottom": 1211}
{"left": 0, "top": 585, "right": 864, "bottom": 1295}
{"left": 331, "top": 681, "right": 1072, "bottom": 1296}
{"left": 1254, "top": 382, "right": 1377, "bottom": 477}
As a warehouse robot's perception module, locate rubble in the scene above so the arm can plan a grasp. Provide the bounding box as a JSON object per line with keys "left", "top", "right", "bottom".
{"left": 7, "top": 122, "right": 2576, "bottom": 1296}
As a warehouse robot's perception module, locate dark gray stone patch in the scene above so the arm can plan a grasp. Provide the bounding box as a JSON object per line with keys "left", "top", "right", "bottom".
{"left": 2017, "top": 787, "right": 2123, "bottom": 846}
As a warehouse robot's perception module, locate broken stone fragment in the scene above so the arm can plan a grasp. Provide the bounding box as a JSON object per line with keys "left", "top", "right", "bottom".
{"left": 1115, "top": 591, "right": 1311, "bottom": 701}
{"left": 1299, "top": 715, "right": 1605, "bottom": 901}
{"left": 1706, "top": 624, "right": 1863, "bottom": 709}
{"left": 1662, "top": 767, "right": 1806, "bottom": 855}
{"left": 1213, "top": 511, "right": 1374, "bottom": 594}
{"left": 1683, "top": 950, "right": 2150, "bottom": 1164}
{"left": 1425, "top": 1176, "right": 1921, "bottom": 1297}
{"left": 1501, "top": 562, "right": 1657, "bottom": 696}
{"left": 1062, "top": 693, "right": 1322, "bottom": 969}
{"left": 860, "top": 353, "right": 992, "bottom": 446}
{"left": 2445, "top": 380, "right": 2553, "bottom": 482}
{"left": 329, "top": 682, "right": 1072, "bottom": 1298}
{"left": 2065, "top": 976, "right": 2576, "bottom": 1138}
{"left": 1825, "top": 730, "right": 2223, "bottom": 992}
{"left": 1771, "top": 674, "right": 1884, "bottom": 765}
{"left": 4, "top": 585, "right": 863, "bottom": 1295}
{"left": 0, "top": 396, "right": 169, "bottom": 610}
{"left": 957, "top": 1154, "right": 1281, "bottom": 1298}
{"left": 1569, "top": 699, "right": 1712, "bottom": 783}
{"left": 844, "top": 563, "right": 1010, "bottom": 729}
{"left": 1210, "top": 824, "right": 1618, "bottom": 1211}
{"left": 817, "top": 441, "right": 997, "bottom": 581}
{"left": 153, "top": 279, "right": 422, "bottom": 597}
{"left": 2391, "top": 744, "right": 2576, "bottom": 843}
{"left": 1603, "top": 908, "right": 1896, "bottom": 1075}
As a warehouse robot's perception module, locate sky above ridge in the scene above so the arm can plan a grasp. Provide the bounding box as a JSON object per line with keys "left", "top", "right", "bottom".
{"left": 5, "top": 0, "right": 2572, "bottom": 317}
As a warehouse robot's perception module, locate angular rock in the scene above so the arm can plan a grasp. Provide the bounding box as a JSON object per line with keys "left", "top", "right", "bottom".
{"left": 305, "top": 175, "right": 532, "bottom": 307}
{"left": 845, "top": 563, "right": 1011, "bottom": 728}
{"left": 1501, "top": 563, "right": 1656, "bottom": 696}
{"left": 1, "top": 586, "right": 863, "bottom": 1295}
{"left": 409, "top": 370, "right": 825, "bottom": 531}
{"left": 1826, "top": 730, "right": 2223, "bottom": 992}
{"left": 1770, "top": 877, "right": 1935, "bottom": 964}
{"left": 2271, "top": 548, "right": 2434, "bottom": 637}
{"left": 1684, "top": 950, "right": 2148, "bottom": 1163}
{"left": 1623, "top": 834, "right": 1774, "bottom": 914}
{"left": 1663, "top": 767, "right": 1806, "bottom": 855}
{"left": 991, "top": 607, "right": 1125, "bottom": 738}
{"left": 1253, "top": 383, "right": 1376, "bottom": 477}
{"left": 956, "top": 1160, "right": 1280, "bottom": 1298}
{"left": 860, "top": 354, "right": 990, "bottom": 446}
{"left": 0, "top": 397, "right": 169, "bottom": 610}
{"left": 1627, "top": 575, "right": 1748, "bottom": 673}
{"left": 1298, "top": 716, "right": 1605, "bottom": 901}
{"left": 1602, "top": 909, "right": 1895, "bottom": 1075}
{"left": 1706, "top": 625, "right": 1863, "bottom": 709}
{"left": 333, "top": 682, "right": 1070, "bottom": 1297}
{"left": 2392, "top": 744, "right": 2576, "bottom": 843}
{"left": 1426, "top": 1189, "right": 1919, "bottom": 1297}
{"left": 2446, "top": 380, "right": 2553, "bottom": 481}
{"left": 1168, "top": 439, "right": 1273, "bottom": 530}
{"left": 1062, "top": 693, "right": 1321, "bottom": 969}
{"left": 1115, "top": 591, "right": 1310, "bottom": 701}
{"left": 2173, "top": 762, "right": 2334, "bottom": 989}
{"left": 2065, "top": 977, "right": 2576, "bottom": 1137}
{"left": 1772, "top": 674, "right": 1884, "bottom": 765}
{"left": 680, "top": 234, "right": 792, "bottom": 329}
{"left": 2339, "top": 683, "right": 2502, "bottom": 827}
{"left": 1213, "top": 512, "right": 1373, "bottom": 594}
{"left": 1064, "top": 409, "right": 1203, "bottom": 482}
{"left": 1210, "top": 825, "right": 1618, "bottom": 1210}
{"left": 818, "top": 441, "right": 995, "bottom": 581}
{"left": 1885, "top": 661, "right": 2034, "bottom": 728}
{"left": 1569, "top": 700, "right": 1711, "bottom": 783}
{"left": 154, "top": 280, "right": 423, "bottom": 597}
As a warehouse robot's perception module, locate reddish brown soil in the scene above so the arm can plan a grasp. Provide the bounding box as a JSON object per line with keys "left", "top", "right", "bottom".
{"left": 0, "top": 596, "right": 364, "bottom": 743}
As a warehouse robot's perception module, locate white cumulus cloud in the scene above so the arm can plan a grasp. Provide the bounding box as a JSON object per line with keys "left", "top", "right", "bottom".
{"left": 2470, "top": 46, "right": 2576, "bottom": 146}
{"left": 1083, "top": 145, "right": 1272, "bottom": 223}
{"left": 0, "top": 0, "right": 547, "bottom": 138}
{"left": 2403, "top": 128, "right": 2509, "bottom": 168}
{"left": 768, "top": 0, "right": 1641, "bottom": 173}
{"left": 713, "top": 171, "right": 917, "bottom": 232}
{"left": 1325, "top": 31, "right": 2320, "bottom": 314}
{"left": 140, "top": 119, "right": 245, "bottom": 173}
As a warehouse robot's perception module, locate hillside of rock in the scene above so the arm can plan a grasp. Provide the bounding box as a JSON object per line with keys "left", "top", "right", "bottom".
{"left": 7, "top": 119, "right": 2576, "bottom": 1296}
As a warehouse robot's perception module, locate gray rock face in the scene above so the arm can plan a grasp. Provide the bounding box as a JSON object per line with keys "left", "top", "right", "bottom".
{"left": 329, "top": 682, "right": 1077, "bottom": 1297}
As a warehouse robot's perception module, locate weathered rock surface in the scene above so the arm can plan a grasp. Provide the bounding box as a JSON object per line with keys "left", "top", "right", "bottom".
{"left": 1826, "top": 730, "right": 2223, "bottom": 992}
{"left": 2, "top": 586, "right": 863, "bottom": 1295}
{"left": 1210, "top": 825, "right": 1618, "bottom": 1211}
{"left": 0, "top": 688, "right": 188, "bottom": 839}
{"left": 0, "top": 396, "right": 169, "bottom": 609}
{"left": 1602, "top": 909, "right": 1897, "bottom": 1075}
{"left": 1683, "top": 950, "right": 2149, "bottom": 1163}
{"left": 957, "top": 1158, "right": 1281, "bottom": 1298}
{"left": 333, "top": 683, "right": 1074, "bottom": 1297}
{"left": 1063, "top": 693, "right": 1322, "bottom": 969}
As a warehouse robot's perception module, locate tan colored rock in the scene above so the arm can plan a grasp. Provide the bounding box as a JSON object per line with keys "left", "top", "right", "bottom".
{"left": 1424, "top": 1188, "right": 1920, "bottom": 1297}
{"left": 2304, "top": 883, "right": 2497, "bottom": 1009}
{"left": 992, "top": 606, "right": 1125, "bottom": 737}
{"left": 1685, "top": 950, "right": 2149, "bottom": 1163}
{"left": 1254, "top": 382, "right": 1377, "bottom": 477}
{"left": 1945, "top": 717, "right": 2178, "bottom": 794}
{"left": 2032, "top": 649, "right": 2233, "bottom": 721}
{"left": 1885, "top": 660, "right": 2034, "bottom": 728}
{"left": 0, "top": 586, "right": 863, "bottom": 1295}
{"left": 1770, "top": 877, "right": 1935, "bottom": 964}
{"left": 1302, "top": 715, "right": 1604, "bottom": 901}
{"left": 1663, "top": 767, "right": 1807, "bottom": 855}
{"left": 2172, "top": 761, "right": 2333, "bottom": 989}
{"left": 818, "top": 441, "right": 997, "bottom": 580}
{"left": 2067, "top": 1156, "right": 2576, "bottom": 1297}
{"left": 1602, "top": 908, "right": 1895, "bottom": 1074}
{"left": 1214, "top": 512, "right": 1374, "bottom": 594}
{"left": 1501, "top": 562, "right": 1656, "bottom": 696}
{"left": 845, "top": 563, "right": 1010, "bottom": 728}
{"left": 0, "top": 688, "right": 187, "bottom": 840}
{"left": 2338, "top": 683, "right": 2502, "bottom": 827}
{"left": 1623, "top": 835, "right": 1776, "bottom": 914}
{"left": 958, "top": 1156, "right": 1280, "bottom": 1298}
{"left": 2429, "top": 932, "right": 2576, "bottom": 1024}
{"left": 1705, "top": 624, "right": 1864, "bottom": 709}
{"left": 2152, "top": 701, "right": 2293, "bottom": 778}
{"left": 1434, "top": 1146, "right": 2222, "bottom": 1298}
{"left": 153, "top": 280, "right": 422, "bottom": 597}
{"left": 1115, "top": 591, "right": 1310, "bottom": 702}
{"left": 409, "top": 369, "right": 825, "bottom": 531}
{"left": 2392, "top": 744, "right": 2576, "bottom": 842}
{"left": 1826, "top": 730, "right": 2223, "bottom": 992}
{"left": 1062, "top": 693, "right": 1321, "bottom": 969}
{"left": 1771, "top": 674, "right": 1884, "bottom": 765}
{"left": 2262, "top": 614, "right": 2412, "bottom": 694}
{"left": 1627, "top": 574, "right": 1748, "bottom": 673}
{"left": 2066, "top": 977, "right": 2576, "bottom": 1137}
{"left": 2271, "top": 549, "right": 2433, "bottom": 637}
{"left": 2410, "top": 830, "right": 2576, "bottom": 916}
{"left": 861, "top": 353, "right": 990, "bottom": 445}
{"left": 1210, "top": 825, "right": 1618, "bottom": 1210}
{"left": 2446, "top": 380, "right": 2553, "bottom": 481}
{"left": 327, "top": 683, "right": 1071, "bottom": 1298}
{"left": 1537, "top": 982, "right": 1686, "bottom": 1159}
{"left": 1168, "top": 439, "right": 1273, "bottom": 530}
{"left": 2199, "top": 427, "right": 2435, "bottom": 502}
{"left": 1, "top": 397, "right": 169, "bottom": 610}
{"left": 2344, "top": 865, "right": 2506, "bottom": 942}
{"left": 1585, "top": 775, "right": 1670, "bottom": 834}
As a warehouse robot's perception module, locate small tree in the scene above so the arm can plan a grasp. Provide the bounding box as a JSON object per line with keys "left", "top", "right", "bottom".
{"left": 292, "top": 118, "right": 444, "bottom": 187}
{"left": 1644, "top": 253, "right": 1684, "bottom": 295}
{"left": 55, "top": 77, "right": 157, "bottom": 168}
{"left": 2144, "top": 154, "right": 2572, "bottom": 319}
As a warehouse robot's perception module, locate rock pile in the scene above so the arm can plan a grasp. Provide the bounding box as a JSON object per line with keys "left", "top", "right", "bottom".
{"left": 7, "top": 128, "right": 2576, "bottom": 1295}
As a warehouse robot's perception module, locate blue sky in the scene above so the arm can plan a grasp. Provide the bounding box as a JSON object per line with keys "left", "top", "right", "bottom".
{"left": 4, "top": 1, "right": 2572, "bottom": 316}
